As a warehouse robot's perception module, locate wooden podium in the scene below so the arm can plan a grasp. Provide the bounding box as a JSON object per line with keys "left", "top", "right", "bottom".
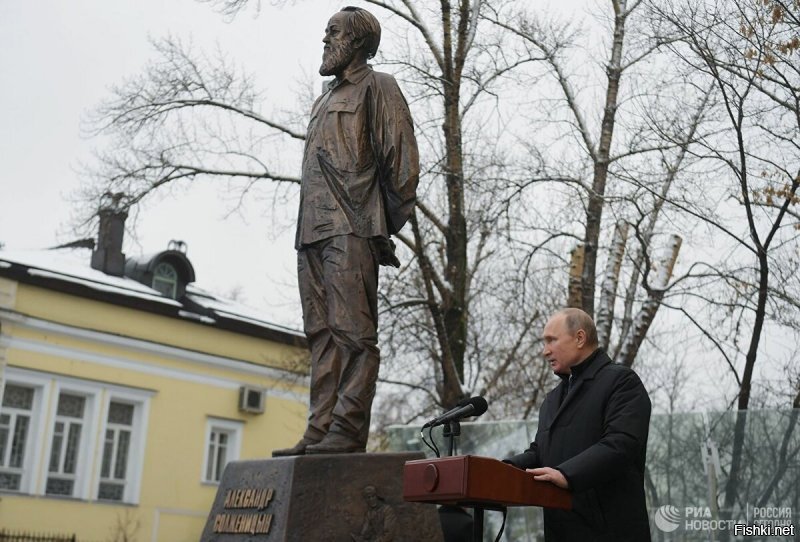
{"left": 403, "top": 455, "right": 571, "bottom": 540}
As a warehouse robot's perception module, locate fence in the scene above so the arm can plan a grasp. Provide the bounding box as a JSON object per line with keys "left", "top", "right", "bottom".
{"left": 387, "top": 409, "right": 800, "bottom": 541}
{"left": 0, "top": 531, "right": 76, "bottom": 542}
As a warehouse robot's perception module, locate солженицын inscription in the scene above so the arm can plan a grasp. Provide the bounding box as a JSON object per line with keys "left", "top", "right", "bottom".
{"left": 213, "top": 487, "right": 275, "bottom": 535}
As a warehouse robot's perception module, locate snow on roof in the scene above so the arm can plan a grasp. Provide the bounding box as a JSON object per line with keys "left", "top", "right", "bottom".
{"left": 0, "top": 248, "right": 177, "bottom": 303}
{"left": 186, "top": 285, "right": 304, "bottom": 337}
{"left": 0, "top": 247, "right": 304, "bottom": 339}
{"left": 27, "top": 267, "right": 182, "bottom": 306}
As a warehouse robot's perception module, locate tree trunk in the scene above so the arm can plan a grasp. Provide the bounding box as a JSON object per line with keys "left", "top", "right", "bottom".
{"left": 438, "top": 0, "right": 469, "bottom": 407}
{"left": 580, "top": 1, "right": 628, "bottom": 318}
{"left": 618, "top": 234, "right": 682, "bottom": 367}
{"left": 722, "top": 251, "right": 769, "bottom": 525}
{"left": 596, "top": 220, "right": 628, "bottom": 350}
{"left": 568, "top": 244, "right": 585, "bottom": 308}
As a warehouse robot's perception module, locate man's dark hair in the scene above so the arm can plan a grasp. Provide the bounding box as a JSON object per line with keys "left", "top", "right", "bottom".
{"left": 341, "top": 6, "right": 381, "bottom": 58}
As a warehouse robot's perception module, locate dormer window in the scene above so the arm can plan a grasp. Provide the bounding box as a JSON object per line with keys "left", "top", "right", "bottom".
{"left": 124, "top": 243, "right": 194, "bottom": 299}
{"left": 152, "top": 262, "right": 178, "bottom": 299}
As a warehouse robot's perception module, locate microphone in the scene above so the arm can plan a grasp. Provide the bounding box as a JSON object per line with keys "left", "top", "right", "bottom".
{"left": 423, "top": 396, "right": 488, "bottom": 428}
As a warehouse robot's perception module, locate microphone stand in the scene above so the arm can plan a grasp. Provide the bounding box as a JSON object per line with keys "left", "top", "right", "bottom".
{"left": 443, "top": 420, "right": 460, "bottom": 457}
{"left": 443, "top": 420, "right": 486, "bottom": 541}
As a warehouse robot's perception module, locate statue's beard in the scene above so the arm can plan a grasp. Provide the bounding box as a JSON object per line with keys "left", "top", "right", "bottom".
{"left": 319, "top": 41, "right": 355, "bottom": 77}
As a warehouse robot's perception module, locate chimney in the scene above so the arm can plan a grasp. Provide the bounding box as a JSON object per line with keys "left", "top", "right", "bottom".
{"left": 90, "top": 192, "right": 128, "bottom": 277}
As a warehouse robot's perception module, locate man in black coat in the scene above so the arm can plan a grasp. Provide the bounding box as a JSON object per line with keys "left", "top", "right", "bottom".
{"left": 506, "top": 308, "right": 652, "bottom": 541}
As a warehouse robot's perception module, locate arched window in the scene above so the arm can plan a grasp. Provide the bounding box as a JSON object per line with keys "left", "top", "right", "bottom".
{"left": 152, "top": 262, "right": 178, "bottom": 299}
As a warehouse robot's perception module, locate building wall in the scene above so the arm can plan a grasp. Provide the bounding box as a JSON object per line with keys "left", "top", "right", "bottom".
{"left": 0, "top": 279, "right": 309, "bottom": 541}
{"left": 12, "top": 285, "right": 305, "bottom": 369}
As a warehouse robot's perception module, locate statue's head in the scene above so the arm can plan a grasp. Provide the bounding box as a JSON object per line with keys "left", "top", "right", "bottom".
{"left": 362, "top": 485, "right": 381, "bottom": 508}
{"left": 320, "top": 6, "right": 381, "bottom": 77}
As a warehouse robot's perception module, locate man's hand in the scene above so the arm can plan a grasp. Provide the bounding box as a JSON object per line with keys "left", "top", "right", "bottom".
{"left": 527, "top": 467, "right": 569, "bottom": 489}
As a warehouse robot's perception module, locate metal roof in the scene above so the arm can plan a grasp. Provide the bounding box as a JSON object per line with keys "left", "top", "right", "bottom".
{"left": 0, "top": 247, "right": 306, "bottom": 348}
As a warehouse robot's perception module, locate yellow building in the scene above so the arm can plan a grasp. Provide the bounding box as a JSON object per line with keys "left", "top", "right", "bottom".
{"left": 0, "top": 210, "right": 309, "bottom": 541}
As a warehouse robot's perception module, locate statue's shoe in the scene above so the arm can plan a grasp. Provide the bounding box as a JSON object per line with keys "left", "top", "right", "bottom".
{"left": 271, "top": 437, "right": 319, "bottom": 457}
{"left": 304, "top": 432, "right": 365, "bottom": 454}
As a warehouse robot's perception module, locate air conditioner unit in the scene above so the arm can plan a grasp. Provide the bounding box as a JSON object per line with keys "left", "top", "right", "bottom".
{"left": 238, "top": 386, "right": 266, "bottom": 414}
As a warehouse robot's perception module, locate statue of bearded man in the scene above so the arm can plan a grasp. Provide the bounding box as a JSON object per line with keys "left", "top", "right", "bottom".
{"left": 273, "top": 6, "right": 419, "bottom": 456}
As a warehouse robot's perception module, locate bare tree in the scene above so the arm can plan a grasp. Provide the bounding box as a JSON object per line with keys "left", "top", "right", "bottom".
{"left": 653, "top": 0, "right": 800, "bottom": 526}
{"left": 483, "top": 0, "right": 722, "bottom": 374}
{"left": 81, "top": 0, "right": 800, "bottom": 434}
{"left": 486, "top": 0, "right": 684, "bottom": 320}
{"left": 81, "top": 0, "right": 561, "bottom": 423}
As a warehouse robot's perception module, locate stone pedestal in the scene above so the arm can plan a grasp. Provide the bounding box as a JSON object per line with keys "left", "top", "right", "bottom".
{"left": 200, "top": 452, "right": 443, "bottom": 542}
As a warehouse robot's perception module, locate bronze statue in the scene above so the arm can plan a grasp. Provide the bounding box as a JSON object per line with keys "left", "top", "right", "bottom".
{"left": 273, "top": 6, "right": 419, "bottom": 456}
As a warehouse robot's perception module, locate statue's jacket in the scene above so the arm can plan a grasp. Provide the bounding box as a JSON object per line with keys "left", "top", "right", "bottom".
{"left": 296, "top": 63, "right": 420, "bottom": 249}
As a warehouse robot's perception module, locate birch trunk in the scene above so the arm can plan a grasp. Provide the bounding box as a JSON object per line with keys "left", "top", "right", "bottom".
{"left": 596, "top": 220, "right": 629, "bottom": 350}
{"left": 618, "top": 234, "right": 682, "bottom": 367}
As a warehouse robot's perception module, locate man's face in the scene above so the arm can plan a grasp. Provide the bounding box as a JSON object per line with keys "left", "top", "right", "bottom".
{"left": 364, "top": 489, "right": 378, "bottom": 508}
{"left": 320, "top": 12, "right": 356, "bottom": 77}
{"left": 542, "top": 314, "right": 583, "bottom": 375}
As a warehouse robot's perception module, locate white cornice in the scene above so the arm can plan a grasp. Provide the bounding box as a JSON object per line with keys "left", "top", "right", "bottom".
{"left": 0, "top": 309, "right": 309, "bottom": 402}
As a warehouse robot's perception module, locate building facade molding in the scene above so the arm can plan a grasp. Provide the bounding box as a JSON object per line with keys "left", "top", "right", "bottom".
{"left": 0, "top": 309, "right": 309, "bottom": 403}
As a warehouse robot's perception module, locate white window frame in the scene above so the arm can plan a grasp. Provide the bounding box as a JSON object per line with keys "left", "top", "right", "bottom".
{"left": 1, "top": 367, "right": 152, "bottom": 504}
{"left": 42, "top": 381, "right": 100, "bottom": 499}
{"left": 92, "top": 388, "right": 151, "bottom": 504}
{"left": 0, "top": 394, "right": 33, "bottom": 487}
{"left": 201, "top": 418, "right": 242, "bottom": 484}
{"left": 0, "top": 369, "right": 49, "bottom": 495}
{"left": 152, "top": 262, "right": 178, "bottom": 299}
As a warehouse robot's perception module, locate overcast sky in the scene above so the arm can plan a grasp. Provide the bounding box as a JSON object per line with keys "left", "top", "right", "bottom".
{"left": 0, "top": 0, "right": 347, "bottom": 328}
{"left": 4, "top": 1, "right": 796, "bottom": 412}
{"left": 0, "top": 0, "right": 594, "bottom": 330}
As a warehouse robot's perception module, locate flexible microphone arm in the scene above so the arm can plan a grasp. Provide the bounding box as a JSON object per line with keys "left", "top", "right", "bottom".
{"left": 423, "top": 396, "right": 488, "bottom": 428}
